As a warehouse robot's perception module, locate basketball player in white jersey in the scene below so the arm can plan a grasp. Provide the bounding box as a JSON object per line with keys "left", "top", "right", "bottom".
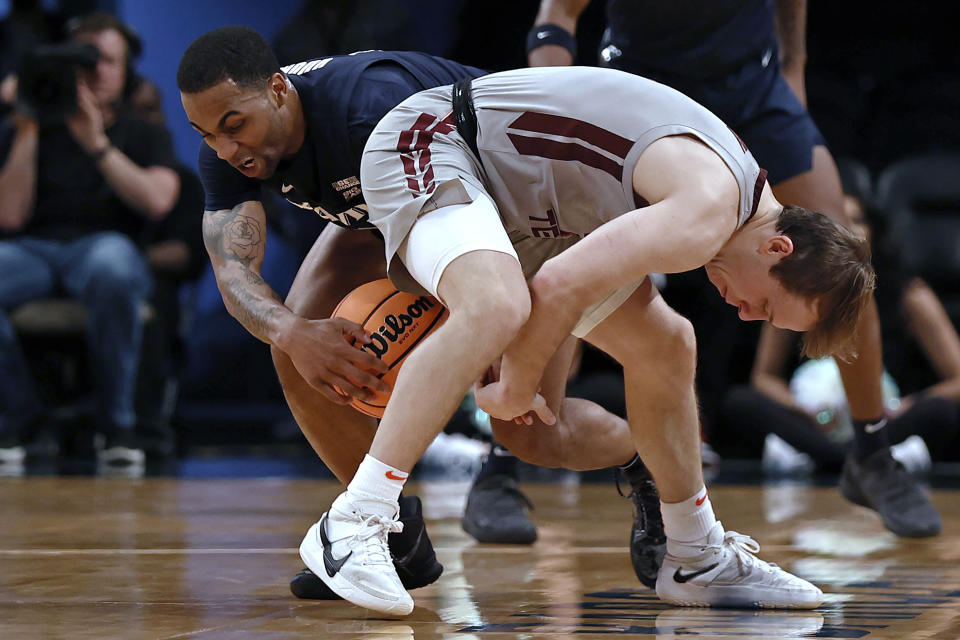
{"left": 300, "top": 65, "right": 873, "bottom": 614}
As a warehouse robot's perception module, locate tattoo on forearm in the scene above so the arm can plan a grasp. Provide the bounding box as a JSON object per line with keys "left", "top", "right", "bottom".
{"left": 203, "top": 205, "right": 284, "bottom": 341}
{"left": 242, "top": 268, "right": 266, "bottom": 287}
{"left": 203, "top": 204, "right": 264, "bottom": 267}
{"left": 224, "top": 276, "right": 282, "bottom": 340}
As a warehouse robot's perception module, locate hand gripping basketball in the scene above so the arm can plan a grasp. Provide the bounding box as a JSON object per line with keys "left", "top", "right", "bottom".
{"left": 332, "top": 279, "right": 448, "bottom": 417}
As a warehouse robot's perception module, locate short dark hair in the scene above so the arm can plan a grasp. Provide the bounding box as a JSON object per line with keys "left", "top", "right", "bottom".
{"left": 67, "top": 12, "right": 142, "bottom": 60}
{"left": 177, "top": 26, "right": 279, "bottom": 94}
{"left": 771, "top": 205, "right": 876, "bottom": 360}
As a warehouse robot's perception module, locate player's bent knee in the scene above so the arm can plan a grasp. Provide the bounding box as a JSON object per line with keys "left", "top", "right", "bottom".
{"left": 661, "top": 315, "right": 697, "bottom": 377}
{"left": 491, "top": 421, "right": 564, "bottom": 468}
{"left": 625, "top": 313, "right": 696, "bottom": 380}
{"left": 448, "top": 275, "right": 530, "bottom": 338}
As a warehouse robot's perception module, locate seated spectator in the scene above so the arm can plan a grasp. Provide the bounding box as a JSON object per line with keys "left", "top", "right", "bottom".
{"left": 716, "top": 159, "right": 960, "bottom": 472}
{"left": 0, "top": 12, "right": 180, "bottom": 469}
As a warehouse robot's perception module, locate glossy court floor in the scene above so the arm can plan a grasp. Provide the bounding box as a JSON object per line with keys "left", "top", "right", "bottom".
{"left": 3, "top": 474, "right": 959, "bottom": 639}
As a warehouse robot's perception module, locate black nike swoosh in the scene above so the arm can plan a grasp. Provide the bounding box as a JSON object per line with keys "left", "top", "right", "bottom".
{"left": 391, "top": 520, "right": 424, "bottom": 569}
{"left": 319, "top": 514, "right": 352, "bottom": 578}
{"left": 673, "top": 562, "right": 719, "bottom": 583}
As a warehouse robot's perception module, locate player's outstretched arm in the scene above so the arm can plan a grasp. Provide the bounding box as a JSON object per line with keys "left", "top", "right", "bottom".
{"left": 202, "top": 200, "right": 388, "bottom": 403}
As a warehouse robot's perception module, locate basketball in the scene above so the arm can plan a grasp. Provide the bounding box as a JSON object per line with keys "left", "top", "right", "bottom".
{"left": 332, "top": 279, "right": 448, "bottom": 417}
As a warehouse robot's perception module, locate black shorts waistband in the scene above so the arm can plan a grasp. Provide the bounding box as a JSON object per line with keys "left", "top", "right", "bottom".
{"left": 452, "top": 78, "right": 484, "bottom": 170}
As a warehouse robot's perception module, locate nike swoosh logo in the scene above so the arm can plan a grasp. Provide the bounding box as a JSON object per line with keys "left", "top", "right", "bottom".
{"left": 864, "top": 418, "right": 888, "bottom": 434}
{"left": 673, "top": 562, "right": 719, "bottom": 583}
{"left": 318, "top": 514, "right": 352, "bottom": 577}
{"left": 281, "top": 183, "right": 294, "bottom": 193}
{"left": 695, "top": 493, "right": 708, "bottom": 506}
{"left": 537, "top": 31, "right": 550, "bottom": 39}
{"left": 385, "top": 470, "right": 408, "bottom": 481}
{"left": 392, "top": 518, "right": 424, "bottom": 568}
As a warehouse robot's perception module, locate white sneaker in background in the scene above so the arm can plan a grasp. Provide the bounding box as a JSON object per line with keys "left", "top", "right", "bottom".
{"left": 95, "top": 431, "right": 145, "bottom": 467}
{"left": 656, "top": 522, "right": 823, "bottom": 609}
{"left": 889, "top": 435, "right": 932, "bottom": 474}
{"left": 300, "top": 490, "right": 414, "bottom": 615}
{"left": 762, "top": 434, "right": 815, "bottom": 475}
{"left": 700, "top": 441, "right": 721, "bottom": 483}
{"left": 0, "top": 443, "right": 26, "bottom": 466}
{"left": 420, "top": 432, "right": 488, "bottom": 476}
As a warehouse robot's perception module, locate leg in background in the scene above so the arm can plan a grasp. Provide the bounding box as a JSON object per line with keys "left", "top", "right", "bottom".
{"left": 0, "top": 239, "right": 55, "bottom": 463}
{"left": 774, "top": 145, "right": 941, "bottom": 537}
{"left": 61, "top": 232, "right": 152, "bottom": 467}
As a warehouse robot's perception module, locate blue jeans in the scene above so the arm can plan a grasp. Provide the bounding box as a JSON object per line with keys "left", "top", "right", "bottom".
{"left": 0, "top": 232, "right": 153, "bottom": 436}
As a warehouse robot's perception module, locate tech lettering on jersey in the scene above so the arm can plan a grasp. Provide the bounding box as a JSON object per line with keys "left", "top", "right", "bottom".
{"left": 529, "top": 208, "right": 578, "bottom": 239}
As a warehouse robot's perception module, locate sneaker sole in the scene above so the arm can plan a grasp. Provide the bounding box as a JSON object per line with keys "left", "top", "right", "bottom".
{"left": 299, "top": 520, "right": 414, "bottom": 615}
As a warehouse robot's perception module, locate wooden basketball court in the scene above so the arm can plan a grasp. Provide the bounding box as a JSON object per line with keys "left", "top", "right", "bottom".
{"left": 3, "top": 477, "right": 958, "bottom": 639}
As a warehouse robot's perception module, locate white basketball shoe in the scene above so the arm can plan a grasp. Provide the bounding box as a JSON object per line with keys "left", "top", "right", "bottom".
{"left": 656, "top": 522, "right": 822, "bottom": 609}
{"left": 300, "top": 490, "right": 414, "bottom": 615}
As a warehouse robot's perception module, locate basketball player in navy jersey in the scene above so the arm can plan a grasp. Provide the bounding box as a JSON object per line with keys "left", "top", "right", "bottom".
{"left": 526, "top": 0, "right": 940, "bottom": 538}
{"left": 176, "top": 27, "right": 488, "bottom": 601}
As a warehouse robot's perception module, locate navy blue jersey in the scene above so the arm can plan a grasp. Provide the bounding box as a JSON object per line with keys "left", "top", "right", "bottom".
{"left": 603, "top": 0, "right": 776, "bottom": 78}
{"left": 199, "top": 50, "right": 486, "bottom": 230}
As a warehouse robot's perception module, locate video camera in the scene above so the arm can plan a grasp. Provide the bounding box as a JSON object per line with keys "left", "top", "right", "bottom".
{"left": 17, "top": 42, "right": 100, "bottom": 125}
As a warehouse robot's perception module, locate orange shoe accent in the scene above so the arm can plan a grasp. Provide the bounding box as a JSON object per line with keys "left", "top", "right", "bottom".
{"left": 385, "top": 470, "right": 408, "bottom": 481}
{"left": 695, "top": 492, "right": 708, "bottom": 506}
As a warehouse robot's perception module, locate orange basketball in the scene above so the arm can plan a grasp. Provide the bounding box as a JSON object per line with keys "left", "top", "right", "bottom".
{"left": 332, "top": 279, "right": 448, "bottom": 417}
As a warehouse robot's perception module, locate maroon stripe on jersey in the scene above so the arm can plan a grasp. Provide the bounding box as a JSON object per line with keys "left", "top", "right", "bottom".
{"left": 509, "top": 112, "right": 633, "bottom": 159}
{"left": 396, "top": 112, "right": 456, "bottom": 197}
{"left": 398, "top": 113, "right": 439, "bottom": 151}
{"left": 747, "top": 168, "right": 768, "bottom": 223}
{"left": 508, "top": 133, "right": 623, "bottom": 182}
{"left": 401, "top": 154, "right": 420, "bottom": 192}
{"left": 422, "top": 163, "right": 436, "bottom": 193}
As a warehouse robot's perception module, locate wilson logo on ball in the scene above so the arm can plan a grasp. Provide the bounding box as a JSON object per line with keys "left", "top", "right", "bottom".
{"left": 362, "top": 295, "right": 439, "bottom": 358}
{"left": 332, "top": 279, "right": 448, "bottom": 418}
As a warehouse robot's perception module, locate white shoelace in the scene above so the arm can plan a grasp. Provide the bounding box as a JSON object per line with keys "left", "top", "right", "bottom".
{"left": 722, "top": 531, "right": 772, "bottom": 576}
{"left": 352, "top": 513, "right": 404, "bottom": 567}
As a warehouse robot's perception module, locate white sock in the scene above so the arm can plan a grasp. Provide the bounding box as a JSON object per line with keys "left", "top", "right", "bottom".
{"left": 661, "top": 486, "right": 719, "bottom": 555}
{"left": 343, "top": 454, "right": 407, "bottom": 518}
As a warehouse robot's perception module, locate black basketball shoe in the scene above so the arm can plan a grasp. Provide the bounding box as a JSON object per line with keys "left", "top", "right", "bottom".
{"left": 619, "top": 460, "right": 666, "bottom": 588}
{"left": 840, "top": 448, "right": 941, "bottom": 538}
{"left": 290, "top": 494, "right": 443, "bottom": 599}
{"left": 462, "top": 473, "right": 537, "bottom": 544}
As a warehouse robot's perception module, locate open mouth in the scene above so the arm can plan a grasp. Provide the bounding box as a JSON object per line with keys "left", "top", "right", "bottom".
{"left": 238, "top": 157, "right": 256, "bottom": 172}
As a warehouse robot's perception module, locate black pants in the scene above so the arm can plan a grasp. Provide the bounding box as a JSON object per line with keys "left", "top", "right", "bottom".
{"left": 718, "top": 386, "right": 960, "bottom": 472}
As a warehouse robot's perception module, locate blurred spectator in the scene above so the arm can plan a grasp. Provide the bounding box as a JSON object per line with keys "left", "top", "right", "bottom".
{"left": 0, "top": 12, "right": 180, "bottom": 469}
{"left": 717, "top": 159, "right": 960, "bottom": 472}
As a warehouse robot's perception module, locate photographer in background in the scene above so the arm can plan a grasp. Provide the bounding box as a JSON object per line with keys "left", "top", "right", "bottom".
{"left": 0, "top": 13, "right": 180, "bottom": 469}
